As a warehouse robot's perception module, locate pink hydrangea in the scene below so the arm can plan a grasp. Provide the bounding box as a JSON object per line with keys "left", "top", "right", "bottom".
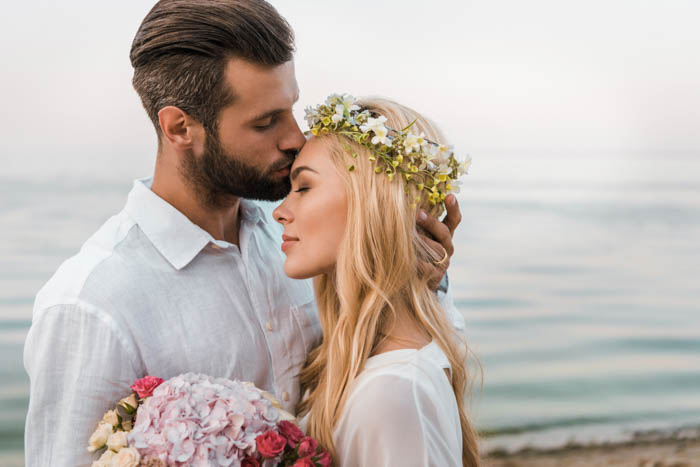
{"left": 128, "top": 373, "right": 282, "bottom": 466}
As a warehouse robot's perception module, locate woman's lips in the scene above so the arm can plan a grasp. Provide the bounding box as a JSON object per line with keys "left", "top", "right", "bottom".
{"left": 281, "top": 234, "right": 298, "bottom": 253}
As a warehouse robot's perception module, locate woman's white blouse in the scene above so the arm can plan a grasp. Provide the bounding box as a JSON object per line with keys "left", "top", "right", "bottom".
{"left": 333, "top": 341, "right": 463, "bottom": 466}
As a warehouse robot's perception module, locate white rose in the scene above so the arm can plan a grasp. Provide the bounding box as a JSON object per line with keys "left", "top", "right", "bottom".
{"left": 102, "top": 409, "right": 120, "bottom": 426}
{"left": 107, "top": 430, "right": 129, "bottom": 452}
{"left": 112, "top": 446, "right": 141, "bottom": 467}
{"left": 119, "top": 394, "right": 138, "bottom": 414}
{"left": 87, "top": 422, "right": 113, "bottom": 452}
{"left": 91, "top": 448, "right": 115, "bottom": 466}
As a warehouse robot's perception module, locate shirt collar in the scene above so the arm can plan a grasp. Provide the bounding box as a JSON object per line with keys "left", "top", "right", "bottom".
{"left": 239, "top": 197, "right": 268, "bottom": 227}
{"left": 124, "top": 178, "right": 268, "bottom": 270}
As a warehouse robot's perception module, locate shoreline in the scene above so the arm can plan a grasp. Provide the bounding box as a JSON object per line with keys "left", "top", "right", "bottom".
{"left": 484, "top": 429, "right": 700, "bottom": 466}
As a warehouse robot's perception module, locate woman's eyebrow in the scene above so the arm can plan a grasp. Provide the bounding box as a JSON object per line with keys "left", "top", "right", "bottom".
{"left": 290, "top": 165, "right": 319, "bottom": 181}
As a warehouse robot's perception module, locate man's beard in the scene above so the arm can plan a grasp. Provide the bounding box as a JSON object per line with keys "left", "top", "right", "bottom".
{"left": 181, "top": 132, "right": 294, "bottom": 208}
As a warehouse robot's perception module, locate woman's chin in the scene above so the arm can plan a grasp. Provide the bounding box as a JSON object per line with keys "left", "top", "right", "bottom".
{"left": 283, "top": 261, "right": 314, "bottom": 280}
{"left": 284, "top": 260, "right": 335, "bottom": 280}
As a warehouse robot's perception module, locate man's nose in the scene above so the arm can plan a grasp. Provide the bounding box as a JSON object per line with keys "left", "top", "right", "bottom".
{"left": 279, "top": 117, "right": 306, "bottom": 154}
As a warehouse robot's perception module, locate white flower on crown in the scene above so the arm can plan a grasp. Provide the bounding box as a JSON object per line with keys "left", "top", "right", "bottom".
{"left": 332, "top": 103, "right": 345, "bottom": 123}
{"left": 446, "top": 179, "right": 463, "bottom": 194}
{"left": 360, "top": 116, "right": 392, "bottom": 146}
{"left": 304, "top": 106, "right": 319, "bottom": 127}
{"left": 427, "top": 143, "right": 440, "bottom": 158}
{"left": 436, "top": 161, "right": 452, "bottom": 182}
{"left": 415, "top": 143, "right": 437, "bottom": 170}
{"left": 438, "top": 144, "right": 454, "bottom": 162}
{"left": 340, "top": 94, "right": 360, "bottom": 112}
{"left": 403, "top": 132, "right": 426, "bottom": 154}
{"left": 327, "top": 93, "right": 361, "bottom": 124}
{"left": 458, "top": 155, "right": 472, "bottom": 175}
{"left": 325, "top": 93, "right": 343, "bottom": 106}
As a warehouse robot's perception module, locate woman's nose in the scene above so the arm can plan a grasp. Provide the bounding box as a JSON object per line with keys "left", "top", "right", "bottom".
{"left": 273, "top": 201, "right": 292, "bottom": 224}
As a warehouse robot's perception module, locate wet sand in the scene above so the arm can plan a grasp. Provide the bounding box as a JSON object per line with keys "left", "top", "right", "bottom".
{"left": 485, "top": 437, "right": 700, "bottom": 467}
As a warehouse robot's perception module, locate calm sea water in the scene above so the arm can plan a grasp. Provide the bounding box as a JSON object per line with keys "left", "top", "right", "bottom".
{"left": 1, "top": 162, "right": 699, "bottom": 462}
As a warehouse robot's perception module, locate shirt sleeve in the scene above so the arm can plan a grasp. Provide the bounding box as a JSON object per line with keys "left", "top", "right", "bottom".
{"left": 437, "top": 273, "right": 465, "bottom": 332}
{"left": 23, "top": 302, "right": 141, "bottom": 467}
{"left": 334, "top": 372, "right": 462, "bottom": 467}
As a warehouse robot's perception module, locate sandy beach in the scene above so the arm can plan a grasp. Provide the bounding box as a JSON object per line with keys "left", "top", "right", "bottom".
{"left": 485, "top": 435, "right": 700, "bottom": 467}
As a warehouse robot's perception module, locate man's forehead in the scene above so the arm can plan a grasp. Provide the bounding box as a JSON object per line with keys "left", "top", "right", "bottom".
{"left": 224, "top": 58, "right": 298, "bottom": 112}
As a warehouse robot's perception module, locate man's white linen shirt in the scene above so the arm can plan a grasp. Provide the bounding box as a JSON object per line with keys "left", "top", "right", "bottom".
{"left": 23, "top": 178, "right": 464, "bottom": 466}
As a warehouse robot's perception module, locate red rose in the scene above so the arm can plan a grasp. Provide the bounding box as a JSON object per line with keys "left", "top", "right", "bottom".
{"left": 242, "top": 457, "right": 260, "bottom": 467}
{"left": 130, "top": 376, "right": 164, "bottom": 399}
{"left": 277, "top": 420, "right": 304, "bottom": 448}
{"left": 314, "top": 451, "right": 332, "bottom": 467}
{"left": 255, "top": 430, "right": 287, "bottom": 458}
{"left": 293, "top": 457, "right": 315, "bottom": 467}
{"left": 297, "top": 436, "right": 318, "bottom": 458}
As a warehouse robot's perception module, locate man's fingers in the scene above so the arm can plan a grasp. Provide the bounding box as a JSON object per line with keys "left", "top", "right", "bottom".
{"left": 442, "top": 195, "right": 462, "bottom": 237}
{"left": 423, "top": 236, "right": 451, "bottom": 270}
{"left": 419, "top": 237, "right": 450, "bottom": 291}
{"left": 417, "top": 210, "right": 454, "bottom": 256}
{"left": 416, "top": 197, "right": 460, "bottom": 287}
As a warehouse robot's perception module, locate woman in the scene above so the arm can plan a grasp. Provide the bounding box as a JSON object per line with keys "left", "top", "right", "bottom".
{"left": 273, "top": 94, "right": 480, "bottom": 466}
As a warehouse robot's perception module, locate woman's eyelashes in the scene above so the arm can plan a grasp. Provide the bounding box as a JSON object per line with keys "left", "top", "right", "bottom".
{"left": 294, "top": 186, "right": 309, "bottom": 193}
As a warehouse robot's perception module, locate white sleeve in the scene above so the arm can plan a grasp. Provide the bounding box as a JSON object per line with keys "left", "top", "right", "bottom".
{"left": 23, "top": 302, "right": 141, "bottom": 467}
{"left": 334, "top": 373, "right": 462, "bottom": 467}
{"left": 437, "top": 273, "right": 465, "bottom": 332}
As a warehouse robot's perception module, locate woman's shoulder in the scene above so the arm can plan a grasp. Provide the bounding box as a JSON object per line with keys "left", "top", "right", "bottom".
{"left": 343, "top": 342, "right": 455, "bottom": 420}
{"left": 333, "top": 343, "right": 463, "bottom": 466}
{"left": 361, "top": 341, "right": 452, "bottom": 385}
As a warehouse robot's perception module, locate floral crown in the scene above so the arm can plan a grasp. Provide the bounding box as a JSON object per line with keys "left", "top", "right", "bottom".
{"left": 304, "top": 93, "right": 471, "bottom": 207}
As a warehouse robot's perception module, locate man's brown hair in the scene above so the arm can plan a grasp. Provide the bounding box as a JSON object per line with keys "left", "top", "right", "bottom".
{"left": 130, "top": 0, "right": 295, "bottom": 135}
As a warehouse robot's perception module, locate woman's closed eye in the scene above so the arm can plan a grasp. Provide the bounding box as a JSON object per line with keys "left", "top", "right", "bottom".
{"left": 294, "top": 186, "right": 310, "bottom": 193}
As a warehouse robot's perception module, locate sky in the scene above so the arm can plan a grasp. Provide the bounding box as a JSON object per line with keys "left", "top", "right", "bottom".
{"left": 0, "top": 0, "right": 698, "bottom": 183}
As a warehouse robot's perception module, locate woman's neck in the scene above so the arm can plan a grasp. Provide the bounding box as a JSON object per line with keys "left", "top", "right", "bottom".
{"left": 372, "top": 301, "right": 431, "bottom": 356}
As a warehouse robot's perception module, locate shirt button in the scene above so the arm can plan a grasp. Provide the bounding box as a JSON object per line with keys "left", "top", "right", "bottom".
{"left": 265, "top": 321, "right": 273, "bottom": 331}
{"left": 282, "top": 392, "right": 290, "bottom": 402}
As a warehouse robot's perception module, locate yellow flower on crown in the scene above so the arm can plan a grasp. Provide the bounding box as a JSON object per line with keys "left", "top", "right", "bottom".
{"left": 304, "top": 93, "right": 471, "bottom": 206}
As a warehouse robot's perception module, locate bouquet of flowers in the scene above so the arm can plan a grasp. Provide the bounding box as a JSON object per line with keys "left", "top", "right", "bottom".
{"left": 87, "top": 373, "right": 331, "bottom": 467}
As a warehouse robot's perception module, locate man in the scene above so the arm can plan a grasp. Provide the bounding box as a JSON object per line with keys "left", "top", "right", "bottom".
{"left": 23, "top": 1, "right": 463, "bottom": 465}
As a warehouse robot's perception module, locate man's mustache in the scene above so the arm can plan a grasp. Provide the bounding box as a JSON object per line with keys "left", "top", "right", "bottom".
{"left": 267, "top": 152, "right": 297, "bottom": 173}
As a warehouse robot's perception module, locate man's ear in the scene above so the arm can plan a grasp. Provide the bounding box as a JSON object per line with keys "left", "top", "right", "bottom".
{"left": 158, "top": 106, "right": 204, "bottom": 150}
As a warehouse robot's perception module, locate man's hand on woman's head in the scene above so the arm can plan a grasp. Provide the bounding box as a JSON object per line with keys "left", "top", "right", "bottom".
{"left": 416, "top": 194, "right": 462, "bottom": 291}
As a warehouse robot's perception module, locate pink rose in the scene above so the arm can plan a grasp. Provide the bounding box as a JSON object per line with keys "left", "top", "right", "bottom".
{"left": 242, "top": 457, "right": 260, "bottom": 467}
{"left": 255, "top": 430, "right": 287, "bottom": 458}
{"left": 130, "top": 376, "right": 164, "bottom": 399}
{"left": 277, "top": 420, "right": 304, "bottom": 448}
{"left": 314, "top": 451, "right": 332, "bottom": 467}
{"left": 293, "top": 457, "right": 315, "bottom": 467}
{"left": 297, "top": 436, "right": 318, "bottom": 458}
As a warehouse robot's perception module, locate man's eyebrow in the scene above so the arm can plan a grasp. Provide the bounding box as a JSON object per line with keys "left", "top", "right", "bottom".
{"left": 291, "top": 165, "right": 318, "bottom": 181}
{"left": 249, "top": 107, "right": 285, "bottom": 123}
{"left": 249, "top": 91, "right": 300, "bottom": 123}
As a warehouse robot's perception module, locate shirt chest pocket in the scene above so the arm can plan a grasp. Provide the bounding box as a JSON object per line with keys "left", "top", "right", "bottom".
{"left": 290, "top": 299, "right": 322, "bottom": 355}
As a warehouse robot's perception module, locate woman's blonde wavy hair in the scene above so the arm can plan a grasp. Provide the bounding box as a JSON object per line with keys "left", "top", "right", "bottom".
{"left": 296, "top": 97, "right": 480, "bottom": 466}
